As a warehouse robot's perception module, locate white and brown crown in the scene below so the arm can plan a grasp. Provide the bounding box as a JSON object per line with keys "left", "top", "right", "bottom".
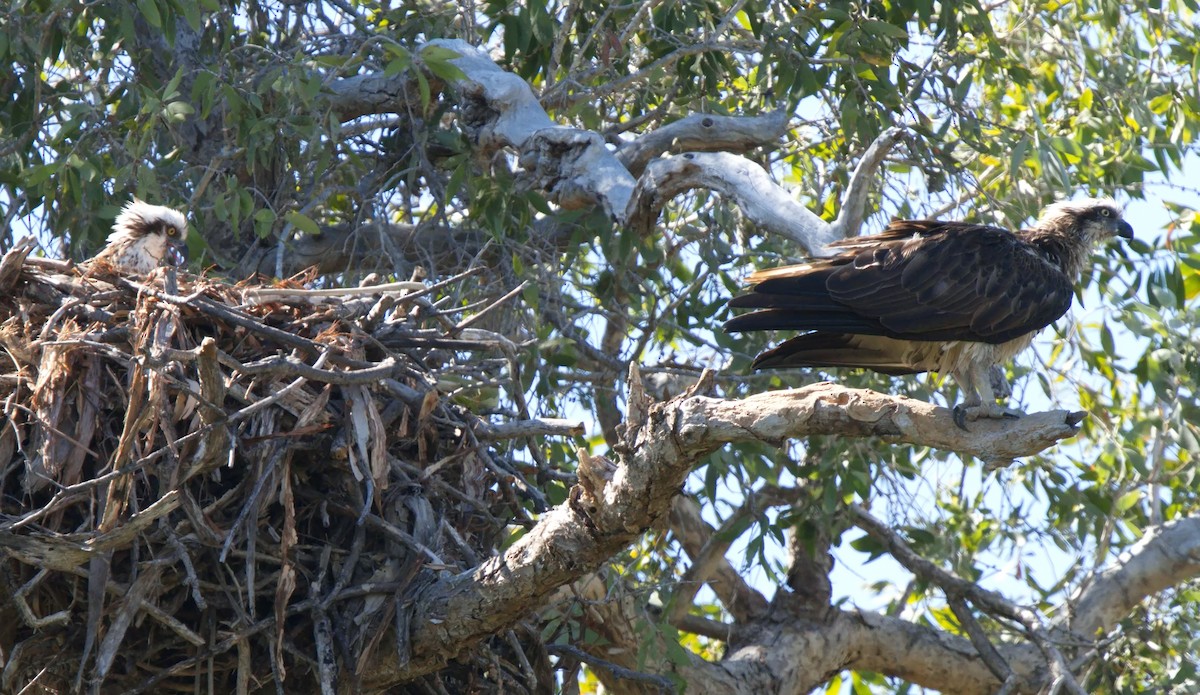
{"left": 94, "top": 199, "right": 189, "bottom": 273}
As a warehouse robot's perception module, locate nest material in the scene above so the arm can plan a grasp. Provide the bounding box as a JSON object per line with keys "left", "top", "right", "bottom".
{"left": 0, "top": 241, "right": 569, "bottom": 693}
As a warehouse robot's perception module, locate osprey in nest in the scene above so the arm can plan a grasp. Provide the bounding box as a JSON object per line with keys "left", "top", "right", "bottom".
{"left": 725, "top": 198, "right": 1134, "bottom": 428}
{"left": 91, "top": 199, "right": 189, "bottom": 273}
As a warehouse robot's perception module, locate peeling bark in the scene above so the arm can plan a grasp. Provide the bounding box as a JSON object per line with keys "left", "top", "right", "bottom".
{"left": 358, "top": 376, "right": 1093, "bottom": 688}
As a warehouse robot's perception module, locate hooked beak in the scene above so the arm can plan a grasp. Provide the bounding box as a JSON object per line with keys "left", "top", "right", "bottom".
{"left": 166, "top": 238, "right": 189, "bottom": 267}
{"left": 1115, "top": 219, "right": 1134, "bottom": 240}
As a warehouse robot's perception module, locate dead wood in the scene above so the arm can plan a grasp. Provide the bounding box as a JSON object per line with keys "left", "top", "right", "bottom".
{"left": 0, "top": 246, "right": 563, "bottom": 694}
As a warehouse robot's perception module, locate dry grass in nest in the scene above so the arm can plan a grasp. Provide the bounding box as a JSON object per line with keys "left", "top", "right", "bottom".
{"left": 0, "top": 239, "right": 577, "bottom": 693}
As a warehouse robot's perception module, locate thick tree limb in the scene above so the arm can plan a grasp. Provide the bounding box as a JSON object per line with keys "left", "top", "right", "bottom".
{"left": 1067, "top": 515, "right": 1200, "bottom": 638}
{"left": 851, "top": 504, "right": 1086, "bottom": 694}
{"left": 423, "top": 39, "right": 636, "bottom": 220}
{"left": 782, "top": 518, "right": 834, "bottom": 614}
{"left": 616, "top": 111, "right": 791, "bottom": 177}
{"left": 711, "top": 609, "right": 1042, "bottom": 695}
{"left": 236, "top": 366, "right": 1191, "bottom": 693}
{"left": 328, "top": 72, "right": 412, "bottom": 122}
{"left": 626, "top": 125, "right": 904, "bottom": 255}
{"left": 356, "top": 378, "right": 1078, "bottom": 687}
{"left": 328, "top": 45, "right": 897, "bottom": 258}
{"left": 628, "top": 152, "right": 833, "bottom": 253}
{"left": 674, "top": 382, "right": 1082, "bottom": 465}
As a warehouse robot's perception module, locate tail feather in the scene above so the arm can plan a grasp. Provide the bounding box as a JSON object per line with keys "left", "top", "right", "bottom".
{"left": 726, "top": 291, "right": 856, "bottom": 312}
{"left": 723, "top": 308, "right": 884, "bottom": 335}
{"left": 750, "top": 333, "right": 920, "bottom": 375}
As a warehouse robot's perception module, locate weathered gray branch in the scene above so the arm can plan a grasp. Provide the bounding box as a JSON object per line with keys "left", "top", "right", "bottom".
{"left": 423, "top": 39, "right": 636, "bottom": 221}
{"left": 1067, "top": 515, "right": 1200, "bottom": 638}
{"left": 626, "top": 125, "right": 905, "bottom": 255}
{"left": 616, "top": 111, "right": 791, "bottom": 177}
{"left": 473, "top": 418, "right": 585, "bottom": 442}
{"left": 829, "top": 126, "right": 907, "bottom": 241}
{"left": 627, "top": 151, "right": 833, "bottom": 253}
{"left": 355, "top": 373, "right": 1083, "bottom": 687}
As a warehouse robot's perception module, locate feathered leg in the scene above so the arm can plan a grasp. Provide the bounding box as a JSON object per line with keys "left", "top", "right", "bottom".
{"left": 952, "top": 363, "right": 1022, "bottom": 430}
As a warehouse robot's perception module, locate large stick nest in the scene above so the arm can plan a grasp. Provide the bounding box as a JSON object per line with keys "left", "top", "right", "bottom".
{"left": 0, "top": 240, "right": 570, "bottom": 693}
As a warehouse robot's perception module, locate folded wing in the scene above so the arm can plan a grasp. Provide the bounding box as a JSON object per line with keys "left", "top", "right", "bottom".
{"left": 724, "top": 220, "right": 1075, "bottom": 371}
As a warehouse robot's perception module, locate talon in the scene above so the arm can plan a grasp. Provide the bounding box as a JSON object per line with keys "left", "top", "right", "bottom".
{"left": 1065, "top": 410, "right": 1087, "bottom": 427}
{"left": 1002, "top": 410, "right": 1021, "bottom": 420}
{"left": 953, "top": 405, "right": 970, "bottom": 431}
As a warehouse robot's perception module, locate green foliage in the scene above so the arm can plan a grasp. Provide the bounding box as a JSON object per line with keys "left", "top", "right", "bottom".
{"left": 5, "top": 1, "right": 1200, "bottom": 692}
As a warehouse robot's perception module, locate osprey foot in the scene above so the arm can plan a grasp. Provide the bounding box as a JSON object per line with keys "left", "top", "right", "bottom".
{"left": 953, "top": 403, "right": 1024, "bottom": 431}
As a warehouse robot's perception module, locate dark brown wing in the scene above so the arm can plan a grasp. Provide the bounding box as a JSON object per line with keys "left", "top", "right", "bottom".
{"left": 724, "top": 220, "right": 1074, "bottom": 346}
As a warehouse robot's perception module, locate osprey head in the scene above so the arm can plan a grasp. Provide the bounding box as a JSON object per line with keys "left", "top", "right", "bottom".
{"left": 101, "top": 199, "right": 190, "bottom": 273}
{"left": 1038, "top": 197, "right": 1134, "bottom": 246}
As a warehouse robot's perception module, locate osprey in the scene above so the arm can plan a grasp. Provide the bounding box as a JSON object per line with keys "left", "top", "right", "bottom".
{"left": 724, "top": 198, "right": 1134, "bottom": 428}
{"left": 91, "top": 199, "right": 189, "bottom": 273}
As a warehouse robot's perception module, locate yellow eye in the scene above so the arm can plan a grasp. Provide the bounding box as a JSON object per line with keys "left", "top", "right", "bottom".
{"left": 166, "top": 226, "right": 178, "bottom": 237}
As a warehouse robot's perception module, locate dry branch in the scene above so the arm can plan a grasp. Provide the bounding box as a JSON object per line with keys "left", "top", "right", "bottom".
{"left": 0, "top": 245, "right": 1142, "bottom": 694}
{"left": 358, "top": 367, "right": 1082, "bottom": 686}
{"left": 627, "top": 126, "right": 906, "bottom": 254}
{"left": 0, "top": 255, "right": 558, "bottom": 693}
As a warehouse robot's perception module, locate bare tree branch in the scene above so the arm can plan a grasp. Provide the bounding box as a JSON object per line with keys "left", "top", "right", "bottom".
{"left": 851, "top": 504, "right": 1086, "bottom": 694}
{"left": 668, "top": 496, "right": 769, "bottom": 623}
{"left": 355, "top": 374, "right": 1080, "bottom": 687}
{"left": 829, "top": 126, "right": 907, "bottom": 240}
{"left": 424, "top": 39, "right": 637, "bottom": 220}
{"left": 628, "top": 152, "right": 833, "bottom": 253}
{"left": 1067, "top": 515, "right": 1200, "bottom": 639}
{"left": 673, "top": 382, "right": 1083, "bottom": 465}
{"left": 616, "top": 111, "right": 791, "bottom": 177}
{"left": 626, "top": 124, "right": 905, "bottom": 256}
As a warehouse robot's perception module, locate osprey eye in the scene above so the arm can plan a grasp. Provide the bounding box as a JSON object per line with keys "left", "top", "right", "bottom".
{"left": 166, "top": 226, "right": 178, "bottom": 237}
{"left": 1099, "top": 209, "right": 1111, "bottom": 217}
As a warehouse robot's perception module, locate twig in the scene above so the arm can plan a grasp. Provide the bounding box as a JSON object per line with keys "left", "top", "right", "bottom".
{"left": 359, "top": 509, "right": 446, "bottom": 565}
{"left": 240, "top": 280, "right": 426, "bottom": 304}
{"left": 450, "top": 280, "right": 529, "bottom": 336}
{"left": 235, "top": 354, "right": 399, "bottom": 386}
{"left": 666, "top": 494, "right": 760, "bottom": 626}
{"left": 472, "top": 418, "right": 584, "bottom": 441}
{"left": 12, "top": 569, "right": 71, "bottom": 628}
{"left": 544, "top": 643, "right": 674, "bottom": 693}
{"left": 947, "top": 594, "right": 1014, "bottom": 686}
{"left": 226, "top": 349, "right": 333, "bottom": 425}
{"left": 667, "top": 496, "right": 769, "bottom": 622}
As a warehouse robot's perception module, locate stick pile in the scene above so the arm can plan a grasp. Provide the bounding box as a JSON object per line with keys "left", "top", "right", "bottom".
{"left": 0, "top": 240, "right": 573, "bottom": 693}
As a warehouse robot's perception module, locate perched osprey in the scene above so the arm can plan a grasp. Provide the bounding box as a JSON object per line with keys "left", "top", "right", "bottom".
{"left": 91, "top": 199, "right": 189, "bottom": 273}
{"left": 725, "top": 198, "right": 1134, "bottom": 428}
